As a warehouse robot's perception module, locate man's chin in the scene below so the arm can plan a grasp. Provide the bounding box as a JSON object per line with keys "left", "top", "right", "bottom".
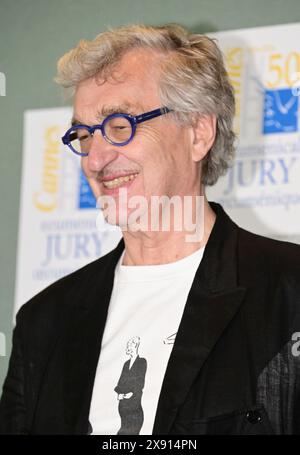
{"left": 99, "top": 211, "right": 131, "bottom": 231}
{"left": 100, "top": 206, "right": 149, "bottom": 231}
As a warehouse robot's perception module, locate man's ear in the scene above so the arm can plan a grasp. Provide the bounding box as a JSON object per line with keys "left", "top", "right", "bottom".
{"left": 191, "top": 115, "right": 217, "bottom": 162}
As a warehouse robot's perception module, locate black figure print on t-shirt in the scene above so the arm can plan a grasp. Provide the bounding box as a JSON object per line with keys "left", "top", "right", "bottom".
{"left": 163, "top": 332, "right": 177, "bottom": 345}
{"left": 114, "top": 336, "right": 147, "bottom": 435}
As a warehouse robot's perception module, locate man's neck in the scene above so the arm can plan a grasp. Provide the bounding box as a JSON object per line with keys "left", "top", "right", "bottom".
{"left": 121, "top": 197, "right": 216, "bottom": 266}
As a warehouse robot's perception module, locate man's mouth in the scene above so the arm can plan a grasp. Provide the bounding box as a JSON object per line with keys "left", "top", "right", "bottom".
{"left": 102, "top": 173, "right": 139, "bottom": 189}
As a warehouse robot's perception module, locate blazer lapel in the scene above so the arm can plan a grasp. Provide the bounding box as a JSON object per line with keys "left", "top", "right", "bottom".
{"left": 62, "top": 238, "right": 125, "bottom": 434}
{"left": 152, "top": 285, "right": 246, "bottom": 434}
{"left": 152, "top": 203, "right": 247, "bottom": 434}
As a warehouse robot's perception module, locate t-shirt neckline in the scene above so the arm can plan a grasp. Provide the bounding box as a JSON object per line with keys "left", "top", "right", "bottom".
{"left": 115, "top": 245, "right": 205, "bottom": 283}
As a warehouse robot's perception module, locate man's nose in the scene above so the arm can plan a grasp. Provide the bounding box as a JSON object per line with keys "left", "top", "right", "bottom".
{"left": 86, "top": 130, "right": 118, "bottom": 171}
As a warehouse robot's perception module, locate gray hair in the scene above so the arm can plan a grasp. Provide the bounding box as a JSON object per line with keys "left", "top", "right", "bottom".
{"left": 55, "top": 24, "right": 236, "bottom": 185}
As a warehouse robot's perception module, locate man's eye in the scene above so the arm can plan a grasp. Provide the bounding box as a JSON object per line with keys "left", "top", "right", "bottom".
{"left": 78, "top": 134, "right": 90, "bottom": 141}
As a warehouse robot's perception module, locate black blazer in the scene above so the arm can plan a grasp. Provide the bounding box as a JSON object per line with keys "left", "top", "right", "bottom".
{"left": 1, "top": 202, "right": 300, "bottom": 434}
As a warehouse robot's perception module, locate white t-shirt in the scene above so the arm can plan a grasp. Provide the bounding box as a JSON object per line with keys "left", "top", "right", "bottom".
{"left": 89, "top": 246, "right": 205, "bottom": 435}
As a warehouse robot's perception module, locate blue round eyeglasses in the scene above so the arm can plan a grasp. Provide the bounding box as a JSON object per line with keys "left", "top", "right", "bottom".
{"left": 61, "top": 106, "right": 172, "bottom": 156}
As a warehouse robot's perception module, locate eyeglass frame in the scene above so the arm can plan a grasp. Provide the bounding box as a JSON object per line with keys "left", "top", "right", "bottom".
{"left": 61, "top": 106, "right": 172, "bottom": 156}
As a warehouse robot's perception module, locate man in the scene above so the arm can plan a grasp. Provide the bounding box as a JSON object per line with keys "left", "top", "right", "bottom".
{"left": 114, "top": 337, "right": 147, "bottom": 435}
{"left": 0, "top": 23, "right": 300, "bottom": 435}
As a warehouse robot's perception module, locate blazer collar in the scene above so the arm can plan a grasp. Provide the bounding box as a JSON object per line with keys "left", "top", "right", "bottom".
{"left": 62, "top": 202, "right": 246, "bottom": 434}
{"left": 152, "top": 202, "right": 247, "bottom": 433}
{"left": 62, "top": 238, "right": 124, "bottom": 433}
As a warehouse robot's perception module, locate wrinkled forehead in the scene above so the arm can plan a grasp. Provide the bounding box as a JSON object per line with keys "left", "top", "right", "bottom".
{"left": 72, "top": 49, "right": 165, "bottom": 124}
{"left": 104, "top": 47, "right": 166, "bottom": 86}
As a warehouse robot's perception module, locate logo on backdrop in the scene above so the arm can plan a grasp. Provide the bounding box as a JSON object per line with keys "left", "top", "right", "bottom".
{"left": 208, "top": 45, "right": 300, "bottom": 224}
{"left": 78, "top": 169, "right": 96, "bottom": 209}
{"left": 263, "top": 87, "right": 299, "bottom": 134}
{"left": 33, "top": 124, "right": 96, "bottom": 213}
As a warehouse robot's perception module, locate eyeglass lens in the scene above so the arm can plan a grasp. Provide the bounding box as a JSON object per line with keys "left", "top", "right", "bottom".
{"left": 69, "top": 115, "right": 133, "bottom": 154}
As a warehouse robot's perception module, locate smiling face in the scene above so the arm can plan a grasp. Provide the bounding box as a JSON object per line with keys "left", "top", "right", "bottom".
{"left": 74, "top": 48, "right": 201, "bottom": 228}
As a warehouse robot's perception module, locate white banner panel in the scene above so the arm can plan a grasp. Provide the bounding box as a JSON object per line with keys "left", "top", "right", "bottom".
{"left": 14, "top": 108, "right": 121, "bottom": 315}
{"left": 207, "top": 22, "right": 300, "bottom": 244}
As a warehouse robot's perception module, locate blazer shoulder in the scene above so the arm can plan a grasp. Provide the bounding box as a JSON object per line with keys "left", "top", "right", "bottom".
{"left": 238, "top": 226, "right": 300, "bottom": 278}
{"left": 16, "top": 242, "right": 122, "bottom": 328}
